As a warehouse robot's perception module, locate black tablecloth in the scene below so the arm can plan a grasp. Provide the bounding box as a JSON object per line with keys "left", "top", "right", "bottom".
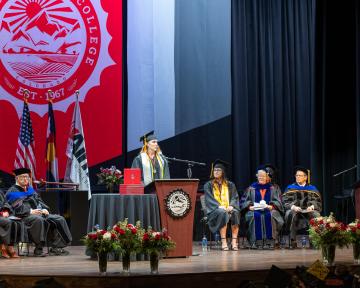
{"left": 87, "top": 194, "right": 161, "bottom": 232}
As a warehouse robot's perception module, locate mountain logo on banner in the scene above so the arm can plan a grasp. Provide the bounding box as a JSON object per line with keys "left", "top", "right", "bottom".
{"left": 0, "top": 0, "right": 114, "bottom": 116}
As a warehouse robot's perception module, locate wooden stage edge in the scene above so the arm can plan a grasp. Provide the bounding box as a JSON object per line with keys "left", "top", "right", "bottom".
{"left": 0, "top": 244, "right": 359, "bottom": 288}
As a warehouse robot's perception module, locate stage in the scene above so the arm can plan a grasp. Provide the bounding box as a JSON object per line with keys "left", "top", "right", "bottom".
{"left": 0, "top": 243, "right": 358, "bottom": 288}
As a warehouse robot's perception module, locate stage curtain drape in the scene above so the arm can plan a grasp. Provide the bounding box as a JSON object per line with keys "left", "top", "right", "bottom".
{"left": 231, "top": 0, "right": 318, "bottom": 197}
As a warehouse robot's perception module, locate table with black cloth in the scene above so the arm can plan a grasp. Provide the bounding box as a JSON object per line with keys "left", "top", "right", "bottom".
{"left": 87, "top": 194, "right": 161, "bottom": 233}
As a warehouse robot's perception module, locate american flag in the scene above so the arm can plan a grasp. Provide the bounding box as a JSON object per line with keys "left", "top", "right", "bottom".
{"left": 14, "top": 100, "right": 36, "bottom": 178}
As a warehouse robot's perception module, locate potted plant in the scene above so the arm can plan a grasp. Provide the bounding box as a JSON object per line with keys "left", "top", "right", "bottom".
{"left": 142, "top": 228, "right": 176, "bottom": 274}
{"left": 112, "top": 218, "right": 144, "bottom": 273}
{"left": 97, "top": 166, "right": 124, "bottom": 193}
{"left": 83, "top": 228, "right": 118, "bottom": 274}
{"left": 309, "top": 213, "right": 349, "bottom": 266}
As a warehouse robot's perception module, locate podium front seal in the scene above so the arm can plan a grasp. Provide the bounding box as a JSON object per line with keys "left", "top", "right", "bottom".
{"left": 164, "top": 189, "right": 191, "bottom": 219}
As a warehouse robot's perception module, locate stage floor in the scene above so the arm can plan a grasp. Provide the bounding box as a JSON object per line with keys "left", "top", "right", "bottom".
{"left": 0, "top": 243, "right": 357, "bottom": 288}
{"left": 0, "top": 244, "right": 355, "bottom": 275}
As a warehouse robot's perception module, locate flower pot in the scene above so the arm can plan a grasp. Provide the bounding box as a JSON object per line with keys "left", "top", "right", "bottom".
{"left": 122, "top": 251, "right": 131, "bottom": 274}
{"left": 353, "top": 243, "right": 360, "bottom": 264}
{"left": 321, "top": 245, "right": 336, "bottom": 266}
{"left": 150, "top": 251, "right": 160, "bottom": 274}
{"left": 97, "top": 251, "right": 108, "bottom": 274}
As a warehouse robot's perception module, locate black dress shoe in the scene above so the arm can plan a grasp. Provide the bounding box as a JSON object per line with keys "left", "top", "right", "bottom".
{"left": 49, "top": 248, "right": 70, "bottom": 256}
{"left": 33, "top": 247, "right": 46, "bottom": 257}
{"left": 250, "top": 242, "right": 258, "bottom": 250}
{"left": 290, "top": 240, "right": 297, "bottom": 249}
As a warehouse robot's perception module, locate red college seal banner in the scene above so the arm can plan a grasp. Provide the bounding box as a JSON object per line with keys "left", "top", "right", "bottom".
{"left": 0, "top": 0, "right": 123, "bottom": 178}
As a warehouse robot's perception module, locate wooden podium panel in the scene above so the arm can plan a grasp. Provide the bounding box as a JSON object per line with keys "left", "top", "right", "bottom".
{"left": 154, "top": 179, "right": 199, "bottom": 257}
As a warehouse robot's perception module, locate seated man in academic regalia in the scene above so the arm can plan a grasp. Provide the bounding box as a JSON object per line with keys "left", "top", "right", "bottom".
{"left": 283, "top": 166, "right": 321, "bottom": 248}
{"left": 204, "top": 159, "right": 240, "bottom": 251}
{"left": 131, "top": 131, "right": 170, "bottom": 186}
{"left": 240, "top": 165, "right": 284, "bottom": 249}
{"left": 6, "top": 168, "right": 72, "bottom": 256}
{"left": 0, "top": 189, "right": 21, "bottom": 258}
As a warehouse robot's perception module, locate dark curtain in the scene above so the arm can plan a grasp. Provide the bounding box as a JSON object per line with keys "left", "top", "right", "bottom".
{"left": 232, "top": 0, "right": 358, "bottom": 217}
{"left": 231, "top": 1, "right": 317, "bottom": 192}
{"left": 316, "top": 0, "right": 356, "bottom": 217}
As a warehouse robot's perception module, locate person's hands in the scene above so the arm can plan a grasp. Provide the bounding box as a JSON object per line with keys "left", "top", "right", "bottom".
{"left": 219, "top": 206, "right": 226, "bottom": 210}
{"left": 291, "top": 205, "right": 302, "bottom": 212}
{"left": 266, "top": 205, "right": 273, "bottom": 210}
{"left": 2, "top": 211, "right": 9, "bottom": 218}
{"left": 31, "top": 209, "right": 42, "bottom": 215}
{"left": 307, "top": 205, "right": 314, "bottom": 212}
{"left": 249, "top": 206, "right": 255, "bottom": 211}
{"left": 41, "top": 209, "right": 49, "bottom": 216}
{"left": 227, "top": 206, "right": 234, "bottom": 212}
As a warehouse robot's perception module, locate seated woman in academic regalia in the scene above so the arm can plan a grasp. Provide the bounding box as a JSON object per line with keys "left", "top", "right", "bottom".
{"left": 131, "top": 131, "right": 170, "bottom": 186}
{"left": 204, "top": 159, "right": 240, "bottom": 251}
{"left": 240, "top": 165, "right": 284, "bottom": 249}
{"left": 283, "top": 166, "right": 321, "bottom": 248}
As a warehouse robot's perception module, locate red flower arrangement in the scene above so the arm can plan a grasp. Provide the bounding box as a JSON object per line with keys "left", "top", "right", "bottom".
{"left": 142, "top": 228, "right": 176, "bottom": 254}
{"left": 346, "top": 219, "right": 360, "bottom": 244}
{"left": 97, "top": 166, "right": 124, "bottom": 187}
{"left": 309, "top": 213, "right": 349, "bottom": 248}
{"left": 112, "top": 219, "right": 144, "bottom": 253}
{"left": 83, "top": 228, "right": 118, "bottom": 253}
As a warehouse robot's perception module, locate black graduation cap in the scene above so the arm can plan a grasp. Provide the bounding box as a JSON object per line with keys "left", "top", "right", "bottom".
{"left": 210, "top": 159, "right": 230, "bottom": 178}
{"left": 139, "top": 131, "right": 157, "bottom": 144}
{"left": 294, "top": 165, "right": 310, "bottom": 183}
{"left": 13, "top": 168, "right": 31, "bottom": 176}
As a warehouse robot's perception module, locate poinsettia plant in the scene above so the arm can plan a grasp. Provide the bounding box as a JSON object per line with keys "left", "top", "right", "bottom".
{"left": 309, "top": 213, "right": 350, "bottom": 248}
{"left": 112, "top": 218, "right": 144, "bottom": 253}
{"left": 346, "top": 219, "right": 360, "bottom": 244}
{"left": 97, "top": 166, "right": 124, "bottom": 187}
{"left": 83, "top": 228, "right": 118, "bottom": 253}
{"left": 142, "top": 227, "right": 176, "bottom": 254}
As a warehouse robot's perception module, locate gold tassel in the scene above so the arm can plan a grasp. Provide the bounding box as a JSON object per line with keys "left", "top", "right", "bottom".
{"left": 307, "top": 169, "right": 311, "bottom": 184}
{"left": 210, "top": 163, "right": 214, "bottom": 178}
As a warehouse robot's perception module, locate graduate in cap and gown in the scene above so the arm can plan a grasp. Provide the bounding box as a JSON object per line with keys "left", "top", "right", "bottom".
{"left": 240, "top": 165, "right": 284, "bottom": 249}
{"left": 6, "top": 168, "right": 72, "bottom": 256}
{"left": 283, "top": 166, "right": 321, "bottom": 248}
{"left": 204, "top": 159, "right": 240, "bottom": 251}
{"left": 131, "top": 131, "right": 170, "bottom": 186}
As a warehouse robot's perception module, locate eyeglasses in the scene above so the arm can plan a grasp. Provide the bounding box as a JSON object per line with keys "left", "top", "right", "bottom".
{"left": 213, "top": 168, "right": 222, "bottom": 172}
{"left": 295, "top": 174, "right": 306, "bottom": 177}
{"left": 17, "top": 175, "right": 30, "bottom": 179}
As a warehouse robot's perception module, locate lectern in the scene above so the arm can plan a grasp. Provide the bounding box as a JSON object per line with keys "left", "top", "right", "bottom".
{"left": 153, "top": 179, "right": 199, "bottom": 257}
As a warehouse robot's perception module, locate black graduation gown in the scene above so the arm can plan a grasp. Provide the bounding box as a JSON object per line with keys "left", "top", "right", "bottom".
{"left": 240, "top": 183, "right": 284, "bottom": 244}
{"left": 0, "top": 190, "right": 23, "bottom": 245}
{"left": 283, "top": 183, "right": 321, "bottom": 240}
{"left": 204, "top": 180, "right": 240, "bottom": 233}
{"left": 6, "top": 185, "right": 72, "bottom": 248}
{"left": 131, "top": 152, "right": 170, "bottom": 185}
